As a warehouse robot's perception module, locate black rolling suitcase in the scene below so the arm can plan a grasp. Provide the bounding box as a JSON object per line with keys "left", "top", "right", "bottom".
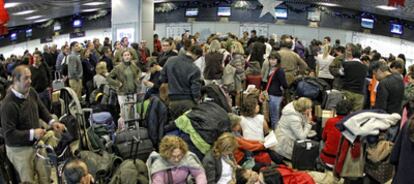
{"left": 114, "top": 98, "right": 153, "bottom": 160}
{"left": 0, "top": 137, "right": 19, "bottom": 184}
{"left": 291, "top": 139, "right": 320, "bottom": 170}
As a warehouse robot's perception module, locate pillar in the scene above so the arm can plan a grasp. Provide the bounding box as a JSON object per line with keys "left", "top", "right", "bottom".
{"left": 111, "top": 0, "right": 154, "bottom": 52}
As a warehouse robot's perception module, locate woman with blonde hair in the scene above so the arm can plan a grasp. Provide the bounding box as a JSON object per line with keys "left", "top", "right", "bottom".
{"left": 93, "top": 61, "right": 108, "bottom": 88}
{"left": 204, "top": 39, "right": 224, "bottom": 85}
{"left": 273, "top": 97, "right": 315, "bottom": 160}
{"left": 223, "top": 41, "right": 246, "bottom": 106}
{"left": 203, "top": 133, "right": 239, "bottom": 184}
{"left": 315, "top": 44, "right": 335, "bottom": 86}
{"left": 147, "top": 135, "right": 207, "bottom": 184}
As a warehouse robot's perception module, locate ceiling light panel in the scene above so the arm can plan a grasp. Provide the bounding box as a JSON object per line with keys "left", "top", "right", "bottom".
{"left": 34, "top": 18, "right": 49, "bottom": 23}
{"left": 5, "top": 2, "right": 21, "bottom": 8}
{"left": 25, "top": 15, "right": 43, "bottom": 20}
{"left": 317, "top": 2, "right": 340, "bottom": 7}
{"left": 82, "top": 8, "right": 100, "bottom": 12}
{"left": 83, "top": 2, "right": 106, "bottom": 6}
{"left": 376, "top": 5, "right": 398, "bottom": 11}
{"left": 13, "top": 10, "right": 37, "bottom": 16}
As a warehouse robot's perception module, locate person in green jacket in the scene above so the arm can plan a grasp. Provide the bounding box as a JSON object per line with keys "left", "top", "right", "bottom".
{"left": 107, "top": 50, "right": 142, "bottom": 116}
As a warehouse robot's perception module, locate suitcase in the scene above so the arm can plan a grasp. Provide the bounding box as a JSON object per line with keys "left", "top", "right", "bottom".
{"left": 246, "top": 74, "right": 262, "bottom": 90}
{"left": 0, "top": 144, "right": 19, "bottom": 184}
{"left": 291, "top": 139, "right": 320, "bottom": 170}
{"left": 322, "top": 89, "right": 344, "bottom": 110}
{"left": 114, "top": 100, "right": 153, "bottom": 160}
{"left": 52, "top": 72, "right": 65, "bottom": 91}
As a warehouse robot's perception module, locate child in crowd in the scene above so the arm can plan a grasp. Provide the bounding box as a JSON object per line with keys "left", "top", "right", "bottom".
{"left": 240, "top": 94, "right": 269, "bottom": 142}
{"left": 320, "top": 100, "right": 353, "bottom": 168}
{"left": 64, "top": 160, "right": 94, "bottom": 184}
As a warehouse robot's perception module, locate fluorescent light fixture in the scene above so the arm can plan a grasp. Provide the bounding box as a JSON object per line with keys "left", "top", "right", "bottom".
{"left": 13, "top": 10, "right": 36, "bottom": 16}
{"left": 376, "top": 5, "right": 398, "bottom": 10}
{"left": 5, "top": 2, "right": 21, "bottom": 8}
{"left": 82, "top": 8, "right": 100, "bottom": 12}
{"left": 317, "top": 2, "right": 340, "bottom": 7}
{"left": 34, "top": 18, "right": 49, "bottom": 23}
{"left": 83, "top": 2, "right": 106, "bottom": 6}
{"left": 25, "top": 15, "right": 43, "bottom": 20}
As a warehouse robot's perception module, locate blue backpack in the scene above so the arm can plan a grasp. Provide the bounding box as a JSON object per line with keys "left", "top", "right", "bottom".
{"left": 295, "top": 79, "right": 322, "bottom": 100}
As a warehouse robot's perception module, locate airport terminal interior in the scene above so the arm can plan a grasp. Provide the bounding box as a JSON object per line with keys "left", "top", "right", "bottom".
{"left": 0, "top": 0, "right": 413, "bottom": 183}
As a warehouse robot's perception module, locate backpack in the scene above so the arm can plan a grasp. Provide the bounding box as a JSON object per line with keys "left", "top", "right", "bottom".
{"left": 296, "top": 79, "right": 321, "bottom": 100}
{"left": 109, "top": 159, "right": 149, "bottom": 184}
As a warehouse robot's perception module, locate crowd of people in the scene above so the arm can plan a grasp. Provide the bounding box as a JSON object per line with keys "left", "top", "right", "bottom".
{"left": 0, "top": 28, "right": 413, "bottom": 184}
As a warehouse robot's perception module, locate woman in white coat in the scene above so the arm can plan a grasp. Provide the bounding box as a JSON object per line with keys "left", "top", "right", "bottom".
{"left": 273, "top": 97, "right": 315, "bottom": 160}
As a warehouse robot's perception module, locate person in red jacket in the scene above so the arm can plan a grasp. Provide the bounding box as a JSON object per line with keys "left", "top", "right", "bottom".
{"left": 320, "top": 100, "right": 353, "bottom": 168}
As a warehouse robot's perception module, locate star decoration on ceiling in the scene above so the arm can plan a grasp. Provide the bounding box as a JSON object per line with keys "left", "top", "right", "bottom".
{"left": 258, "top": 0, "right": 284, "bottom": 19}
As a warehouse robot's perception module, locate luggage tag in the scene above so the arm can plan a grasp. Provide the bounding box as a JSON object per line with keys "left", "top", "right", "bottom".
{"left": 306, "top": 142, "right": 312, "bottom": 150}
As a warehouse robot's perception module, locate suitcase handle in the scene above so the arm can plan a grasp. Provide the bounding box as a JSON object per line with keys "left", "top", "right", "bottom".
{"left": 55, "top": 71, "right": 62, "bottom": 80}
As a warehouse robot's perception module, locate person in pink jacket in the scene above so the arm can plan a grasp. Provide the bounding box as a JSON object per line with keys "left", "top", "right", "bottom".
{"left": 147, "top": 135, "right": 207, "bottom": 184}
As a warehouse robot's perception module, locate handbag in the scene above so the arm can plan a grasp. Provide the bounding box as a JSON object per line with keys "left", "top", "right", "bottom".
{"left": 260, "top": 68, "right": 280, "bottom": 102}
{"left": 339, "top": 143, "right": 364, "bottom": 178}
{"left": 365, "top": 140, "right": 394, "bottom": 183}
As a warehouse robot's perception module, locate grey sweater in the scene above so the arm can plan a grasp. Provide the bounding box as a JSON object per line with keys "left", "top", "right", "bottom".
{"left": 67, "top": 51, "right": 83, "bottom": 80}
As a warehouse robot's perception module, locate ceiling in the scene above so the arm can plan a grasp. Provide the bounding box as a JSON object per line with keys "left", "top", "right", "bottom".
{"left": 295, "top": 0, "right": 414, "bottom": 22}
{"left": 4, "top": 0, "right": 111, "bottom": 27}
{"left": 4, "top": 0, "right": 414, "bottom": 28}
{"left": 155, "top": 0, "right": 414, "bottom": 22}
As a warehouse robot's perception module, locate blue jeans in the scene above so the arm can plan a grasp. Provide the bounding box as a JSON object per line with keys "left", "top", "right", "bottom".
{"left": 269, "top": 95, "right": 283, "bottom": 129}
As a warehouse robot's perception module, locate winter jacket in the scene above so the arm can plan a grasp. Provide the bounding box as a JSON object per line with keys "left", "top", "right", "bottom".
{"left": 274, "top": 102, "right": 312, "bottom": 159}
{"left": 67, "top": 51, "right": 83, "bottom": 80}
{"left": 336, "top": 110, "right": 401, "bottom": 143}
{"left": 158, "top": 50, "right": 178, "bottom": 67}
{"left": 147, "top": 151, "right": 207, "bottom": 184}
{"left": 250, "top": 41, "right": 266, "bottom": 67}
{"left": 204, "top": 52, "right": 224, "bottom": 80}
{"left": 109, "top": 159, "right": 149, "bottom": 184}
{"left": 374, "top": 73, "right": 404, "bottom": 114}
{"left": 222, "top": 54, "right": 245, "bottom": 92}
{"left": 202, "top": 152, "right": 236, "bottom": 184}
{"left": 106, "top": 62, "right": 142, "bottom": 95}
{"left": 390, "top": 122, "right": 414, "bottom": 184}
{"left": 175, "top": 112, "right": 211, "bottom": 154}
{"left": 138, "top": 96, "right": 168, "bottom": 148}
{"left": 160, "top": 54, "right": 201, "bottom": 101}
{"left": 186, "top": 102, "right": 231, "bottom": 145}
{"left": 320, "top": 115, "right": 345, "bottom": 166}
{"left": 234, "top": 136, "right": 265, "bottom": 163}
{"left": 78, "top": 151, "right": 123, "bottom": 180}
{"left": 278, "top": 48, "right": 308, "bottom": 85}
{"left": 329, "top": 55, "right": 345, "bottom": 90}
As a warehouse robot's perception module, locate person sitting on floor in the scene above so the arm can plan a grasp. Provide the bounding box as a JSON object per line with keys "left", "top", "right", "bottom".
{"left": 203, "top": 133, "right": 238, "bottom": 184}
{"left": 239, "top": 94, "right": 269, "bottom": 142}
{"left": 320, "top": 100, "right": 353, "bottom": 168}
{"left": 273, "top": 97, "right": 314, "bottom": 160}
{"left": 64, "top": 159, "right": 94, "bottom": 184}
{"left": 147, "top": 135, "right": 207, "bottom": 184}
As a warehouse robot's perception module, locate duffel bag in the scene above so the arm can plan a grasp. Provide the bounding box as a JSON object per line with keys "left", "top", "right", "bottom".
{"left": 114, "top": 139, "right": 153, "bottom": 160}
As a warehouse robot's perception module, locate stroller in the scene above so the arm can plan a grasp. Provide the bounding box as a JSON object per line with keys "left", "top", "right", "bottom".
{"left": 34, "top": 129, "right": 73, "bottom": 184}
